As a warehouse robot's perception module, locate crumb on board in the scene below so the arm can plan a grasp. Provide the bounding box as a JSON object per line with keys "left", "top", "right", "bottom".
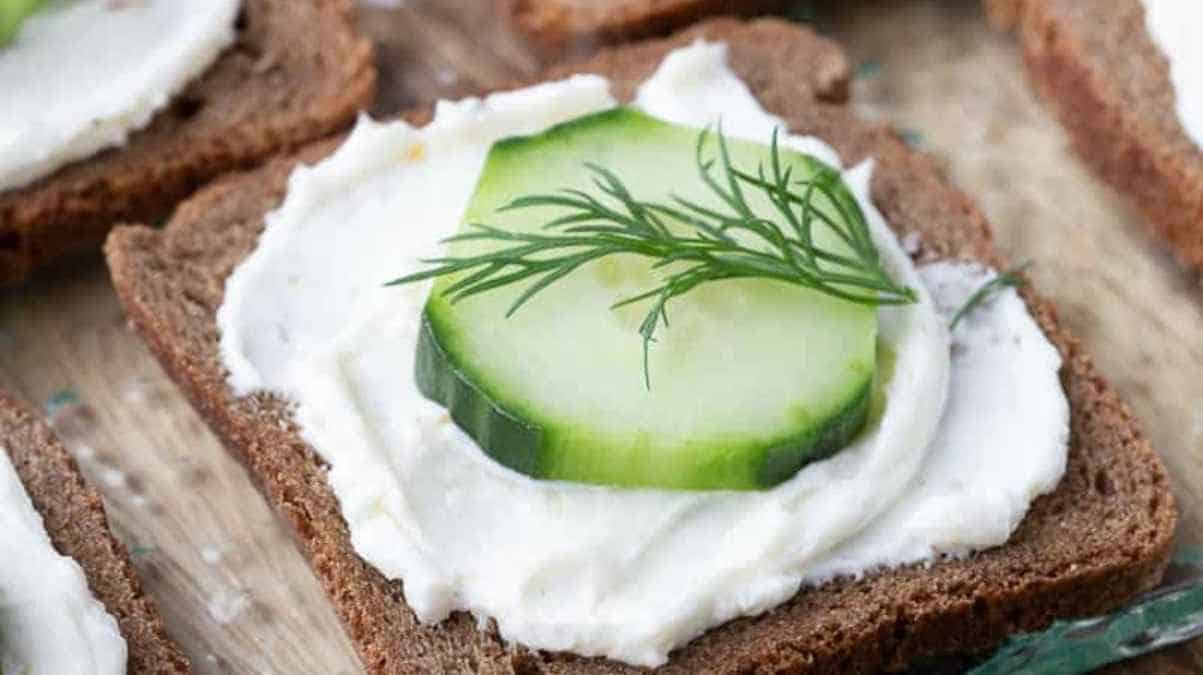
{"left": 45, "top": 388, "right": 81, "bottom": 416}
{"left": 856, "top": 60, "right": 882, "bottom": 79}
{"left": 208, "top": 589, "right": 252, "bottom": 625}
{"left": 130, "top": 544, "right": 156, "bottom": 558}
{"left": 899, "top": 128, "right": 925, "bottom": 147}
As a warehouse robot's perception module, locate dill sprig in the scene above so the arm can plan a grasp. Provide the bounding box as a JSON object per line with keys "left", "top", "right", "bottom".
{"left": 388, "top": 125, "right": 917, "bottom": 387}
{"left": 949, "top": 263, "right": 1030, "bottom": 330}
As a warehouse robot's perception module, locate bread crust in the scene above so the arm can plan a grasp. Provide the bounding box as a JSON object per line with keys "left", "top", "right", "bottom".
{"left": 105, "top": 18, "right": 1177, "bottom": 674}
{"left": 0, "top": 392, "right": 191, "bottom": 673}
{"left": 501, "top": 0, "right": 792, "bottom": 61}
{"left": 990, "top": 0, "right": 1203, "bottom": 274}
{"left": 0, "top": 0, "right": 376, "bottom": 286}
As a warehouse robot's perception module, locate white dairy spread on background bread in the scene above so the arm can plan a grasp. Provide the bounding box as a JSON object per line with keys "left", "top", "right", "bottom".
{"left": 0, "top": 449, "right": 126, "bottom": 674}
{"left": 0, "top": 0, "right": 241, "bottom": 192}
{"left": 218, "top": 43, "right": 1070, "bottom": 666}
{"left": 1142, "top": 0, "right": 1203, "bottom": 147}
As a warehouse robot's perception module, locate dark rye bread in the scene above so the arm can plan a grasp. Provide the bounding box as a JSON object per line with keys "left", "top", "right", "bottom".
{"left": 105, "top": 17, "right": 1177, "bottom": 674}
{"left": 986, "top": 0, "right": 1203, "bottom": 274}
{"left": 0, "top": 0, "right": 375, "bottom": 286}
{"left": 501, "top": 0, "right": 792, "bottom": 61}
{"left": 0, "top": 392, "right": 189, "bottom": 673}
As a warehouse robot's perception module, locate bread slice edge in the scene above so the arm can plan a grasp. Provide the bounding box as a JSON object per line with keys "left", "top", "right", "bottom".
{"left": 990, "top": 0, "right": 1203, "bottom": 273}
{"left": 501, "top": 0, "right": 794, "bottom": 62}
{"left": 0, "top": 391, "right": 191, "bottom": 673}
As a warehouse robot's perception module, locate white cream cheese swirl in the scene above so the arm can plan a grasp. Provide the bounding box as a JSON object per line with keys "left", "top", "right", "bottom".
{"left": 217, "top": 43, "right": 1069, "bottom": 667}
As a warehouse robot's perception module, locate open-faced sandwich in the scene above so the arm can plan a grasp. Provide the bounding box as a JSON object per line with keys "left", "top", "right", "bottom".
{"left": 0, "top": 0, "right": 374, "bottom": 285}
{"left": 106, "top": 17, "right": 1177, "bottom": 674}
{"left": 0, "top": 391, "right": 189, "bottom": 673}
{"left": 987, "top": 0, "right": 1203, "bottom": 273}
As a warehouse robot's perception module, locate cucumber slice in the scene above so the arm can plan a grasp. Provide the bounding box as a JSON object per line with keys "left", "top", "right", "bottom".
{"left": 418, "top": 108, "right": 878, "bottom": 490}
{"left": 0, "top": 0, "right": 45, "bottom": 46}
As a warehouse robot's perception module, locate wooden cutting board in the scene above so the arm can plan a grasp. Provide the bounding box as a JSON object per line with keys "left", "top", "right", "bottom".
{"left": 1, "top": 0, "right": 1199, "bottom": 672}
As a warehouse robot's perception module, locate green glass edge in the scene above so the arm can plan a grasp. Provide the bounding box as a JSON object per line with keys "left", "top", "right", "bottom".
{"left": 966, "top": 546, "right": 1203, "bottom": 675}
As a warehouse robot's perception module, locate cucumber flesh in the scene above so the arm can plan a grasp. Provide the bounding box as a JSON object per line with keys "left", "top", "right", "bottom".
{"left": 418, "top": 108, "right": 878, "bottom": 491}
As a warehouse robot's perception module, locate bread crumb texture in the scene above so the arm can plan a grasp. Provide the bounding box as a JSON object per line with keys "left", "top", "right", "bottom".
{"left": 501, "top": 0, "right": 792, "bottom": 60}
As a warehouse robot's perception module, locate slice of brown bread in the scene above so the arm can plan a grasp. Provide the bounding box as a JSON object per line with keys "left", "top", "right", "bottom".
{"left": 986, "top": 0, "right": 1203, "bottom": 274}
{"left": 0, "top": 391, "right": 190, "bottom": 673}
{"left": 105, "top": 17, "right": 1177, "bottom": 674}
{"left": 0, "top": 0, "right": 376, "bottom": 286}
{"left": 501, "top": 0, "right": 792, "bottom": 61}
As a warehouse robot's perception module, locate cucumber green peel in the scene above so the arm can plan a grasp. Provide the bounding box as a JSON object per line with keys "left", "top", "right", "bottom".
{"left": 0, "top": 0, "right": 46, "bottom": 46}
{"left": 390, "top": 109, "right": 916, "bottom": 490}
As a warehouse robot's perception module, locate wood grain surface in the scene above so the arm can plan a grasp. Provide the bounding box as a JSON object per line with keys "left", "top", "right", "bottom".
{"left": 1, "top": 0, "right": 1200, "bottom": 672}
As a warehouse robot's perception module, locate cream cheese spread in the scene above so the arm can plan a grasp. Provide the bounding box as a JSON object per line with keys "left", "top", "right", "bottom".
{"left": 0, "top": 449, "right": 126, "bottom": 674}
{"left": 0, "top": 0, "right": 241, "bottom": 192}
{"left": 1142, "top": 0, "right": 1203, "bottom": 147}
{"left": 218, "top": 42, "right": 1070, "bottom": 667}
